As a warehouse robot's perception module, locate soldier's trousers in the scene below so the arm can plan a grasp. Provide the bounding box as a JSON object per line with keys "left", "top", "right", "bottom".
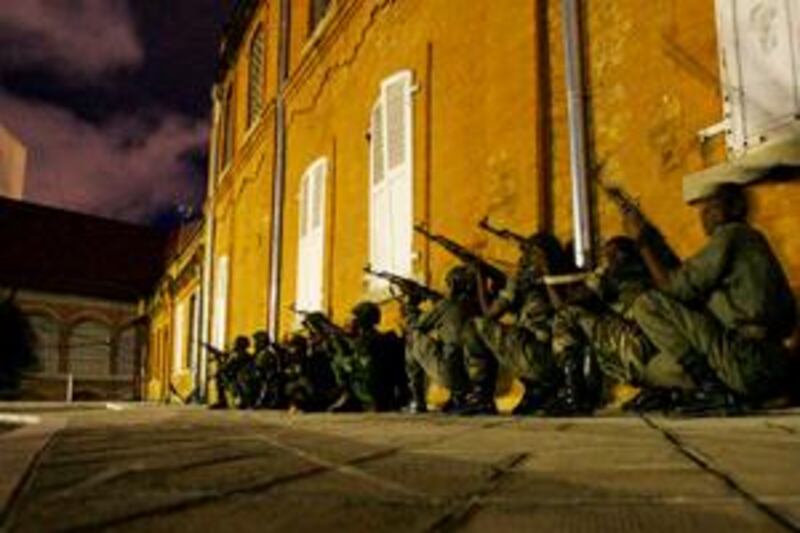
{"left": 472, "top": 317, "right": 560, "bottom": 392}
{"left": 406, "top": 331, "right": 470, "bottom": 401}
{"left": 632, "top": 290, "right": 788, "bottom": 399}
{"left": 551, "top": 304, "right": 689, "bottom": 389}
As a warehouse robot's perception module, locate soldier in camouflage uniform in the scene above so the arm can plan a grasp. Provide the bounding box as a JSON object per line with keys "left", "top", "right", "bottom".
{"left": 252, "top": 330, "right": 286, "bottom": 409}
{"left": 282, "top": 334, "right": 315, "bottom": 411}
{"left": 328, "top": 302, "right": 407, "bottom": 412}
{"left": 551, "top": 238, "right": 658, "bottom": 384}
{"left": 468, "top": 232, "right": 568, "bottom": 414}
{"left": 549, "top": 237, "right": 667, "bottom": 413}
{"left": 213, "top": 336, "right": 254, "bottom": 409}
{"left": 405, "top": 266, "right": 480, "bottom": 413}
{"left": 627, "top": 183, "right": 796, "bottom": 403}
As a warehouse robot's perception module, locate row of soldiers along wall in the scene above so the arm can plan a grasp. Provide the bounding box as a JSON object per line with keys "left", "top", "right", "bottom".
{"left": 203, "top": 182, "right": 798, "bottom": 416}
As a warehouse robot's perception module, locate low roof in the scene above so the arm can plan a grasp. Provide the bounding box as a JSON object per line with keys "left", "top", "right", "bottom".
{"left": 0, "top": 198, "right": 167, "bottom": 302}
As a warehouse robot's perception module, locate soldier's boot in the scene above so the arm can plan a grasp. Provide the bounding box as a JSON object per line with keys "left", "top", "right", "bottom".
{"left": 328, "top": 390, "right": 363, "bottom": 413}
{"left": 208, "top": 381, "right": 230, "bottom": 409}
{"left": 674, "top": 354, "right": 744, "bottom": 416}
{"left": 512, "top": 380, "right": 551, "bottom": 416}
{"left": 622, "top": 387, "right": 680, "bottom": 413}
{"left": 404, "top": 374, "right": 428, "bottom": 414}
{"left": 545, "top": 351, "right": 592, "bottom": 416}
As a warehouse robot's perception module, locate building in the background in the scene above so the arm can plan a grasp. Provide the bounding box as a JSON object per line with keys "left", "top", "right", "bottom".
{"left": 0, "top": 125, "right": 26, "bottom": 200}
{"left": 0, "top": 198, "right": 165, "bottom": 401}
{"left": 195, "top": 0, "right": 800, "bottom": 402}
{"left": 145, "top": 219, "right": 205, "bottom": 403}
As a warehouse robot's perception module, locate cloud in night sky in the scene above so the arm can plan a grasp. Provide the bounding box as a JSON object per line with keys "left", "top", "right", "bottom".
{"left": 0, "top": 90, "right": 208, "bottom": 223}
{"left": 0, "top": 1, "right": 225, "bottom": 224}
{"left": 0, "top": 0, "right": 143, "bottom": 77}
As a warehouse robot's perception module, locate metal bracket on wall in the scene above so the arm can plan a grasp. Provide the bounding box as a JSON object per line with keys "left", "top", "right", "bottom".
{"left": 697, "top": 119, "right": 729, "bottom": 143}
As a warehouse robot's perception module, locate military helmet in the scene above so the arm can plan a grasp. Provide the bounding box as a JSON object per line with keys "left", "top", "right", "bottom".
{"left": 351, "top": 301, "right": 381, "bottom": 327}
{"left": 445, "top": 265, "right": 476, "bottom": 294}
{"left": 253, "top": 330, "right": 270, "bottom": 347}
{"left": 233, "top": 335, "right": 250, "bottom": 351}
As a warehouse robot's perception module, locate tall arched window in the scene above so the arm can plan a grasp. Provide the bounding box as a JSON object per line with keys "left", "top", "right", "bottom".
{"left": 67, "top": 320, "right": 112, "bottom": 378}
{"left": 247, "top": 27, "right": 265, "bottom": 128}
{"left": 117, "top": 325, "right": 138, "bottom": 377}
{"left": 309, "top": 0, "right": 332, "bottom": 34}
{"left": 219, "top": 85, "right": 235, "bottom": 172}
{"left": 29, "top": 314, "right": 59, "bottom": 375}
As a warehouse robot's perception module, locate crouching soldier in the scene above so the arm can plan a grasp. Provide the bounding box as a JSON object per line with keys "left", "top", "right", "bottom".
{"left": 626, "top": 183, "right": 796, "bottom": 407}
{"left": 468, "top": 232, "right": 567, "bottom": 415}
{"left": 404, "top": 266, "right": 482, "bottom": 412}
{"left": 328, "top": 302, "right": 407, "bottom": 412}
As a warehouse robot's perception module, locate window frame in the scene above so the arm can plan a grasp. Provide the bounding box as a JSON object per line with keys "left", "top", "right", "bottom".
{"left": 308, "top": 0, "right": 333, "bottom": 36}
{"left": 367, "top": 70, "right": 415, "bottom": 291}
{"left": 246, "top": 26, "right": 265, "bottom": 131}
{"left": 219, "top": 85, "right": 236, "bottom": 175}
{"left": 295, "top": 157, "right": 328, "bottom": 314}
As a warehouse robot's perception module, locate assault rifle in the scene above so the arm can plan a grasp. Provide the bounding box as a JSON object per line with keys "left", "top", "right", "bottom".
{"left": 289, "top": 305, "right": 348, "bottom": 338}
{"left": 478, "top": 216, "right": 528, "bottom": 249}
{"left": 601, "top": 182, "right": 644, "bottom": 221}
{"left": 200, "top": 341, "right": 228, "bottom": 362}
{"left": 414, "top": 224, "right": 507, "bottom": 287}
{"left": 601, "top": 182, "right": 681, "bottom": 269}
{"left": 363, "top": 265, "right": 443, "bottom": 302}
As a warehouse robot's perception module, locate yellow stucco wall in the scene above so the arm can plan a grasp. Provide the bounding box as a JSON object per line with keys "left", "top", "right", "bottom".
{"left": 213, "top": 0, "right": 799, "bottom": 347}
{"left": 211, "top": 2, "right": 276, "bottom": 343}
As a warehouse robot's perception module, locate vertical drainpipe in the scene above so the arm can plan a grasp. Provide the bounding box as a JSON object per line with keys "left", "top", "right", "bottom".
{"left": 534, "top": 0, "right": 552, "bottom": 233}
{"left": 562, "top": 0, "right": 594, "bottom": 268}
{"left": 267, "top": 0, "right": 291, "bottom": 340}
{"left": 199, "top": 85, "right": 221, "bottom": 402}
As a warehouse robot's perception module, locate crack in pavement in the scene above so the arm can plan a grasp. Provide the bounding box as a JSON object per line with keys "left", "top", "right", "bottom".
{"left": 425, "top": 452, "right": 530, "bottom": 532}
{"left": 642, "top": 415, "right": 799, "bottom": 532}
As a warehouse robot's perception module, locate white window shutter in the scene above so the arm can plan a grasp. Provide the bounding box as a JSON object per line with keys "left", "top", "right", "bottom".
{"left": 212, "top": 256, "right": 229, "bottom": 347}
{"left": 369, "top": 100, "right": 392, "bottom": 287}
{"left": 716, "top": 0, "right": 800, "bottom": 155}
{"left": 380, "top": 70, "right": 414, "bottom": 276}
{"left": 173, "top": 301, "right": 185, "bottom": 374}
{"left": 296, "top": 158, "right": 327, "bottom": 312}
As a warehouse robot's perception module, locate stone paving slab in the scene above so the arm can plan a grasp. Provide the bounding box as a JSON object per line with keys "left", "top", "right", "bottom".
{"left": 1, "top": 405, "right": 798, "bottom": 532}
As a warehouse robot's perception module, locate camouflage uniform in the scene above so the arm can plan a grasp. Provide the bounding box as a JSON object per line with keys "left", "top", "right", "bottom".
{"left": 329, "top": 303, "right": 407, "bottom": 411}
{"left": 633, "top": 222, "right": 796, "bottom": 400}
{"left": 471, "top": 273, "right": 561, "bottom": 401}
{"left": 550, "top": 232, "right": 700, "bottom": 395}
{"left": 404, "top": 300, "right": 471, "bottom": 409}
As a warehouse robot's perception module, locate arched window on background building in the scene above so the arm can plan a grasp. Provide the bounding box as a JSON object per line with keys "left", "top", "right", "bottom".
{"left": 247, "top": 27, "right": 265, "bottom": 129}
{"left": 117, "top": 325, "right": 138, "bottom": 377}
{"left": 28, "top": 314, "right": 60, "bottom": 375}
{"left": 67, "top": 320, "right": 112, "bottom": 378}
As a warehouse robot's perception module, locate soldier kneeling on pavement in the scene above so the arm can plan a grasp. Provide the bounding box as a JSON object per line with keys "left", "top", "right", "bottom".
{"left": 624, "top": 183, "right": 796, "bottom": 412}
{"left": 328, "top": 302, "right": 408, "bottom": 412}
{"left": 405, "top": 266, "right": 485, "bottom": 414}
{"left": 467, "top": 232, "right": 569, "bottom": 415}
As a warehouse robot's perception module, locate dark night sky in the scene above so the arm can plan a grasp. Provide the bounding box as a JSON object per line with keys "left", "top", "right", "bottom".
{"left": 0, "top": 1, "right": 233, "bottom": 226}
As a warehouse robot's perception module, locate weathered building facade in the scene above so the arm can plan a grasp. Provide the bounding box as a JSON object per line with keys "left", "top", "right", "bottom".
{"left": 203, "top": 0, "right": 799, "bottom": 376}
{"left": 145, "top": 220, "right": 205, "bottom": 402}
{"left": 0, "top": 198, "right": 164, "bottom": 401}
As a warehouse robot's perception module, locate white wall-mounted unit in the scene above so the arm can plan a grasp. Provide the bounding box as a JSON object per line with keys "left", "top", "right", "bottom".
{"left": 716, "top": 0, "right": 800, "bottom": 156}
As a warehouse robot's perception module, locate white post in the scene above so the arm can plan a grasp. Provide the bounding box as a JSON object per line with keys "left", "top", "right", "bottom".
{"left": 66, "top": 373, "right": 73, "bottom": 403}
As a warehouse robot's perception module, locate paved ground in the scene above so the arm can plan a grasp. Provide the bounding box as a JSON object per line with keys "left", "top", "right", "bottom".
{"left": 1, "top": 404, "right": 799, "bottom": 532}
